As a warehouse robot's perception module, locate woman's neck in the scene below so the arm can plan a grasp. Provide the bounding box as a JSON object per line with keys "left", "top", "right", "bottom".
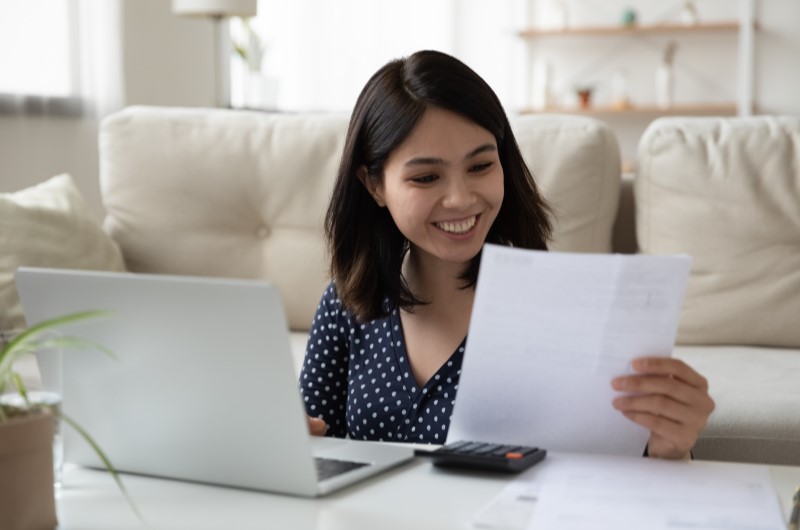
{"left": 402, "top": 248, "right": 474, "bottom": 311}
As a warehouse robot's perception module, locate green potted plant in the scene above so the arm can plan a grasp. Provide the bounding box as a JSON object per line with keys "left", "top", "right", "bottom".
{"left": 0, "top": 310, "right": 141, "bottom": 529}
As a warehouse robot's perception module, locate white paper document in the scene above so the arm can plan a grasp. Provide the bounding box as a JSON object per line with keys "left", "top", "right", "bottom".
{"left": 528, "top": 453, "right": 786, "bottom": 530}
{"left": 473, "top": 470, "right": 541, "bottom": 529}
{"left": 448, "top": 245, "right": 692, "bottom": 455}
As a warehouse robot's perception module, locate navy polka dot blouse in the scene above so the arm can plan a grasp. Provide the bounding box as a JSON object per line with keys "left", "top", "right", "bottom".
{"left": 299, "top": 283, "right": 464, "bottom": 444}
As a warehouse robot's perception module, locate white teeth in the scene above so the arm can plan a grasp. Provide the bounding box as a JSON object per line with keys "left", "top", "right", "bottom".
{"left": 435, "top": 215, "right": 477, "bottom": 234}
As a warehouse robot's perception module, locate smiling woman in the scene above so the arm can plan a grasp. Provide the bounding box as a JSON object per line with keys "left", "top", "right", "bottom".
{"left": 298, "top": 50, "right": 715, "bottom": 458}
{"left": 360, "top": 108, "right": 505, "bottom": 275}
{"left": 299, "top": 50, "right": 552, "bottom": 444}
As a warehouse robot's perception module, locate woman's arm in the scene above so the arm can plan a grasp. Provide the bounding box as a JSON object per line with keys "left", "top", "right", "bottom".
{"left": 611, "top": 357, "right": 715, "bottom": 460}
{"left": 299, "top": 284, "right": 351, "bottom": 438}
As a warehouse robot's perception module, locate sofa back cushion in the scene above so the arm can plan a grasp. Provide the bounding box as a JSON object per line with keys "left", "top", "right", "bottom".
{"left": 101, "top": 107, "right": 620, "bottom": 331}
{"left": 636, "top": 116, "right": 800, "bottom": 346}
{"left": 101, "top": 107, "right": 346, "bottom": 331}
{"left": 513, "top": 114, "right": 621, "bottom": 254}
{"left": 0, "top": 174, "right": 126, "bottom": 332}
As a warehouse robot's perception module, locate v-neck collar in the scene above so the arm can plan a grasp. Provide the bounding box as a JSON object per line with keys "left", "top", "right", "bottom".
{"left": 388, "top": 307, "right": 466, "bottom": 401}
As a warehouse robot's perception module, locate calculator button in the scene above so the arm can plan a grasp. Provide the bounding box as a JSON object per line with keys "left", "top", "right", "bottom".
{"left": 443, "top": 440, "right": 470, "bottom": 452}
{"left": 471, "top": 444, "right": 497, "bottom": 455}
{"left": 453, "top": 442, "right": 483, "bottom": 453}
{"left": 490, "top": 445, "right": 518, "bottom": 456}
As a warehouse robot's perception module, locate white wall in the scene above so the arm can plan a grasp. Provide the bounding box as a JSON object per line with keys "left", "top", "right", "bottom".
{"left": 0, "top": 0, "right": 216, "bottom": 219}
{"left": 1, "top": 0, "right": 798, "bottom": 217}
{"left": 754, "top": 0, "right": 800, "bottom": 115}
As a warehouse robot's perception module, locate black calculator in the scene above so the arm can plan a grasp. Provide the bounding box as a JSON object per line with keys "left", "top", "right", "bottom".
{"left": 415, "top": 440, "right": 547, "bottom": 473}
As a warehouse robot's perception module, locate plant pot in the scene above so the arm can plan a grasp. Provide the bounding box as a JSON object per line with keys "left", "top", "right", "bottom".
{"left": 0, "top": 410, "right": 58, "bottom": 530}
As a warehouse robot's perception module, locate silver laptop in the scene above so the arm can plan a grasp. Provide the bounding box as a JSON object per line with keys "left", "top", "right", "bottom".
{"left": 15, "top": 267, "right": 413, "bottom": 497}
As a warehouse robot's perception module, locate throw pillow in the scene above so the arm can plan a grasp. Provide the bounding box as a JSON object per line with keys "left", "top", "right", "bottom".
{"left": 0, "top": 174, "right": 126, "bottom": 332}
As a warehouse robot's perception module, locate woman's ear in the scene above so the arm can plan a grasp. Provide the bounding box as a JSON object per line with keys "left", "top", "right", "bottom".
{"left": 357, "top": 166, "right": 386, "bottom": 207}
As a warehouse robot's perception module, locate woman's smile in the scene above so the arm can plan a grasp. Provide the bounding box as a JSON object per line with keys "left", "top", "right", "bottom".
{"left": 432, "top": 213, "right": 481, "bottom": 236}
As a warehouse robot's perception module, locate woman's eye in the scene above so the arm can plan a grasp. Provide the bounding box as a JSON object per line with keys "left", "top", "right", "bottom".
{"left": 412, "top": 174, "right": 438, "bottom": 184}
{"left": 469, "top": 162, "right": 493, "bottom": 173}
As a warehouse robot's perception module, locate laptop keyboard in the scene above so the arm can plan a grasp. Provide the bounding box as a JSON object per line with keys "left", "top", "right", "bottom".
{"left": 314, "top": 457, "right": 370, "bottom": 480}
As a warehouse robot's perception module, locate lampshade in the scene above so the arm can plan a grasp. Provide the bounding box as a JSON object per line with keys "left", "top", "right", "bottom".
{"left": 172, "top": 0, "right": 257, "bottom": 17}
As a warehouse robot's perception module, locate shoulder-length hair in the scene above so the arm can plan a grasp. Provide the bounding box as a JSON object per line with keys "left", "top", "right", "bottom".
{"left": 326, "top": 50, "right": 552, "bottom": 322}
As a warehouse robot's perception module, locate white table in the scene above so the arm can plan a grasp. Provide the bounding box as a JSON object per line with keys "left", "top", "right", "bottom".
{"left": 57, "top": 456, "right": 800, "bottom": 529}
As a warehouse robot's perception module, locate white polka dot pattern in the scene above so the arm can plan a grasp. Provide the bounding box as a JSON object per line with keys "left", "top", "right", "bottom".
{"left": 299, "top": 283, "right": 464, "bottom": 443}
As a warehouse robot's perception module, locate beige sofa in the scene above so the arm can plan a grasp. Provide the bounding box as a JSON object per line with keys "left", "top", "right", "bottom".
{"left": 5, "top": 106, "right": 798, "bottom": 465}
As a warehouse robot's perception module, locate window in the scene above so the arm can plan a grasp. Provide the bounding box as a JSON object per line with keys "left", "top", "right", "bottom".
{"left": 0, "top": 0, "right": 81, "bottom": 114}
{"left": 229, "top": 0, "right": 526, "bottom": 113}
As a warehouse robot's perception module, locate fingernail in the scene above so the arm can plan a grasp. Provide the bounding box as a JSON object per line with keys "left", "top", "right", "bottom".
{"left": 612, "top": 377, "right": 626, "bottom": 390}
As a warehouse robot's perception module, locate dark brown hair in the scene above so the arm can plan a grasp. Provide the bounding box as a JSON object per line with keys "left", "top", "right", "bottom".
{"left": 326, "top": 50, "right": 552, "bottom": 322}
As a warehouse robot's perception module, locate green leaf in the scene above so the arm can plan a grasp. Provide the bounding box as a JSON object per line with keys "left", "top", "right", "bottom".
{"left": 11, "top": 371, "right": 29, "bottom": 403}
{"left": 5, "top": 310, "right": 110, "bottom": 352}
{"left": 0, "top": 310, "right": 111, "bottom": 387}
{"left": 0, "top": 309, "right": 143, "bottom": 521}
{"left": 60, "top": 412, "right": 146, "bottom": 524}
{"left": 35, "top": 336, "right": 117, "bottom": 360}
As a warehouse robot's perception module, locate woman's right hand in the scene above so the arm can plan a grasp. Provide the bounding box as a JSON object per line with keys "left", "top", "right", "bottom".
{"left": 307, "top": 415, "right": 328, "bottom": 436}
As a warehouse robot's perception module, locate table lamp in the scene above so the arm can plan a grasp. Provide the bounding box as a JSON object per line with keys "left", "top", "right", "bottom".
{"left": 172, "top": 0, "right": 258, "bottom": 107}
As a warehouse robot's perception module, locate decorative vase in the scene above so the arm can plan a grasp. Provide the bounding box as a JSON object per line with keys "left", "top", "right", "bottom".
{"left": 0, "top": 410, "right": 58, "bottom": 530}
{"left": 655, "top": 62, "right": 674, "bottom": 109}
{"left": 621, "top": 7, "right": 638, "bottom": 27}
{"left": 553, "top": 0, "right": 569, "bottom": 30}
{"left": 611, "top": 70, "right": 631, "bottom": 109}
{"left": 575, "top": 86, "right": 594, "bottom": 109}
{"left": 680, "top": 1, "right": 699, "bottom": 26}
{"left": 532, "top": 60, "right": 555, "bottom": 111}
{"left": 244, "top": 72, "right": 279, "bottom": 110}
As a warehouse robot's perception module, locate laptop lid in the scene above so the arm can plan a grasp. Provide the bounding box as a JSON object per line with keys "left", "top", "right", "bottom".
{"left": 15, "top": 267, "right": 410, "bottom": 496}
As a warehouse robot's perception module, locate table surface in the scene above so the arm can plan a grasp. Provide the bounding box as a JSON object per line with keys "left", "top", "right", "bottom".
{"left": 57, "top": 455, "right": 800, "bottom": 530}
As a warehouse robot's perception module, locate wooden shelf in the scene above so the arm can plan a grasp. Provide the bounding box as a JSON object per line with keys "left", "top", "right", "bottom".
{"left": 519, "top": 21, "right": 751, "bottom": 38}
{"left": 519, "top": 103, "right": 740, "bottom": 117}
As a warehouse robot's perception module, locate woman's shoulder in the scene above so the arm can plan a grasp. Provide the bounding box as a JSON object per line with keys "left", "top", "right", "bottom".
{"left": 319, "top": 281, "right": 395, "bottom": 323}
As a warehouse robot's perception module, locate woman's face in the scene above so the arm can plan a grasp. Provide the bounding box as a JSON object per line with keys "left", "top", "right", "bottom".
{"left": 363, "top": 107, "right": 504, "bottom": 270}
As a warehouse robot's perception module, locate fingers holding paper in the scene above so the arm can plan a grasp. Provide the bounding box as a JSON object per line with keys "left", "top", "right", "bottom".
{"left": 611, "top": 357, "right": 715, "bottom": 460}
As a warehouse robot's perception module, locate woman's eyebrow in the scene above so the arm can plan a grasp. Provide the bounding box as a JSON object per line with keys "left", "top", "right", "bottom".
{"left": 403, "top": 143, "right": 497, "bottom": 167}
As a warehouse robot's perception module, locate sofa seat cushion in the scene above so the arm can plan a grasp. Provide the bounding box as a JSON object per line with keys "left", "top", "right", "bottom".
{"left": 0, "top": 174, "right": 126, "bottom": 332}
{"left": 637, "top": 116, "right": 800, "bottom": 347}
{"left": 675, "top": 345, "right": 800, "bottom": 465}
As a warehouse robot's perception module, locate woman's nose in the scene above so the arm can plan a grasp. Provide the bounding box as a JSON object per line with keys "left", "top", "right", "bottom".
{"left": 441, "top": 177, "right": 476, "bottom": 210}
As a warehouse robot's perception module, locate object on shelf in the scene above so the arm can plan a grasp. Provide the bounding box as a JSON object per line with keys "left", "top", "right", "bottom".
{"left": 656, "top": 41, "right": 678, "bottom": 109}
{"left": 575, "top": 86, "right": 594, "bottom": 109}
{"left": 231, "top": 18, "right": 278, "bottom": 110}
{"left": 680, "top": 1, "right": 700, "bottom": 26}
{"left": 532, "top": 60, "right": 555, "bottom": 111}
{"left": 611, "top": 71, "right": 632, "bottom": 110}
{"left": 552, "top": 0, "right": 570, "bottom": 30}
{"left": 621, "top": 7, "right": 638, "bottom": 27}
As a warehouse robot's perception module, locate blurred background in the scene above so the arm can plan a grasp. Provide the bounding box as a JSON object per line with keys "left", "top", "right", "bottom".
{"left": 1, "top": 0, "right": 798, "bottom": 217}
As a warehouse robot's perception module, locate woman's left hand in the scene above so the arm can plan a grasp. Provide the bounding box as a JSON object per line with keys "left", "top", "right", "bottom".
{"left": 611, "top": 357, "right": 715, "bottom": 460}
